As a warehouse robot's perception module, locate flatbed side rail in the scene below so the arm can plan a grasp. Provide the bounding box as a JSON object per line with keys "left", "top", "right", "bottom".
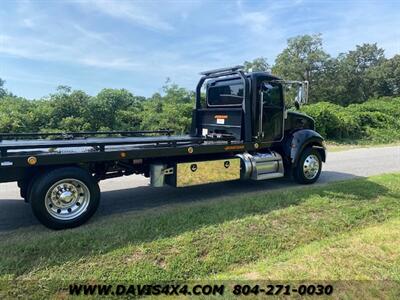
{"left": 0, "top": 135, "right": 235, "bottom": 157}
{"left": 0, "top": 129, "right": 174, "bottom": 141}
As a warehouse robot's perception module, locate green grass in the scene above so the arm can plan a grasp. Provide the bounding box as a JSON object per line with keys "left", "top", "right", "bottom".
{"left": 326, "top": 140, "right": 400, "bottom": 152}
{"left": 1, "top": 174, "right": 400, "bottom": 298}
{"left": 218, "top": 218, "right": 400, "bottom": 280}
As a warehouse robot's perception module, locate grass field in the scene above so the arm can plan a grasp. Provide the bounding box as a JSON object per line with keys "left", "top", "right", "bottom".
{"left": 1, "top": 173, "right": 400, "bottom": 298}
{"left": 326, "top": 141, "right": 400, "bottom": 152}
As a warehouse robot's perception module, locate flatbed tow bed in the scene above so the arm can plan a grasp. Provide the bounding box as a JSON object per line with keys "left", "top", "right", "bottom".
{"left": 0, "top": 133, "right": 228, "bottom": 155}
{"left": 0, "top": 66, "right": 326, "bottom": 229}
{"left": 0, "top": 132, "right": 239, "bottom": 177}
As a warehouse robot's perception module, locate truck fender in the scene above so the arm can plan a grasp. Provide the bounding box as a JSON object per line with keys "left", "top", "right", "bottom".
{"left": 283, "top": 129, "right": 326, "bottom": 165}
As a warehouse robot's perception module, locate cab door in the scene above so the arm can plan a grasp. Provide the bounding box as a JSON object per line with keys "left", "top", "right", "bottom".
{"left": 259, "top": 82, "right": 284, "bottom": 142}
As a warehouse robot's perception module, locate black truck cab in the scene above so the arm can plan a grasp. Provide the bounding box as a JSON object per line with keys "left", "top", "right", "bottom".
{"left": 195, "top": 72, "right": 290, "bottom": 143}
{"left": 193, "top": 67, "right": 324, "bottom": 163}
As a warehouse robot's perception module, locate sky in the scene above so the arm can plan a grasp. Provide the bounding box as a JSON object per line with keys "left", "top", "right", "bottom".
{"left": 1, "top": 0, "right": 399, "bottom": 99}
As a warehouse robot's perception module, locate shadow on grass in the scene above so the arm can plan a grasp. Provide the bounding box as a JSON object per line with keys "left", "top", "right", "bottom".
{"left": 0, "top": 174, "right": 399, "bottom": 277}
{"left": 0, "top": 170, "right": 357, "bottom": 231}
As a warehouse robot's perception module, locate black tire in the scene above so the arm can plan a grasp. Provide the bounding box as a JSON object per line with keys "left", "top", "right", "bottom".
{"left": 293, "top": 147, "right": 322, "bottom": 184}
{"left": 29, "top": 167, "right": 100, "bottom": 230}
{"left": 18, "top": 181, "right": 28, "bottom": 200}
{"left": 19, "top": 178, "right": 35, "bottom": 202}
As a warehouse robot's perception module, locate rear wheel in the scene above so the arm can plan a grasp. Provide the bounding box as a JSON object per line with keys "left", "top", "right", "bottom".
{"left": 293, "top": 148, "right": 322, "bottom": 184}
{"left": 18, "top": 181, "right": 28, "bottom": 200}
{"left": 29, "top": 167, "right": 100, "bottom": 229}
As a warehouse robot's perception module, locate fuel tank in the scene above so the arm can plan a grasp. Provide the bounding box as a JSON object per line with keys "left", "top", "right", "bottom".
{"left": 236, "top": 151, "right": 284, "bottom": 180}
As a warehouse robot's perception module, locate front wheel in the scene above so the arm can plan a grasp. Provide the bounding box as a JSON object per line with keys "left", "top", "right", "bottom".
{"left": 293, "top": 148, "right": 322, "bottom": 184}
{"left": 29, "top": 167, "right": 100, "bottom": 230}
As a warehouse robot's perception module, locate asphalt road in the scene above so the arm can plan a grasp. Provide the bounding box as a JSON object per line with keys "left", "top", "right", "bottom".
{"left": 0, "top": 146, "right": 399, "bottom": 232}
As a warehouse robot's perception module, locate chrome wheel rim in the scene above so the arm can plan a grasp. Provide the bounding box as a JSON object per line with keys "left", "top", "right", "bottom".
{"left": 303, "top": 154, "right": 320, "bottom": 180}
{"left": 45, "top": 179, "right": 90, "bottom": 221}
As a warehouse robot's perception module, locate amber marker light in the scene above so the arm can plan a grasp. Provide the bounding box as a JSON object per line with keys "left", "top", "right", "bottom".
{"left": 27, "top": 156, "right": 37, "bottom": 165}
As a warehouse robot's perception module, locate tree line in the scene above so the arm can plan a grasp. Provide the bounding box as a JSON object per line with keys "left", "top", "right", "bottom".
{"left": 244, "top": 34, "right": 400, "bottom": 105}
{"left": 0, "top": 34, "right": 399, "bottom": 136}
{"left": 0, "top": 83, "right": 195, "bottom": 134}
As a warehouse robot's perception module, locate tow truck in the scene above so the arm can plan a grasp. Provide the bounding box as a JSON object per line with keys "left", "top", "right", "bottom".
{"left": 0, "top": 66, "right": 326, "bottom": 229}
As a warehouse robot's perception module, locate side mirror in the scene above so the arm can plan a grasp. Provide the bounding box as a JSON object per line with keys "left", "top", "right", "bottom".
{"left": 294, "top": 81, "right": 308, "bottom": 109}
{"left": 294, "top": 86, "right": 303, "bottom": 109}
{"left": 275, "top": 79, "right": 308, "bottom": 109}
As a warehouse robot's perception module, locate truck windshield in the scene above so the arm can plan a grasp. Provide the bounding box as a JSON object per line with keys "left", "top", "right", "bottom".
{"left": 207, "top": 82, "right": 244, "bottom": 106}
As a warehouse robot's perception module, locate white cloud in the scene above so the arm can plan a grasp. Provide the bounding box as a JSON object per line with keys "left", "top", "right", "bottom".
{"left": 0, "top": 34, "right": 71, "bottom": 60}
{"left": 234, "top": 0, "right": 270, "bottom": 35}
{"left": 237, "top": 11, "right": 270, "bottom": 34}
{"left": 21, "top": 18, "right": 35, "bottom": 28}
{"left": 72, "top": 24, "right": 109, "bottom": 44}
{"left": 2, "top": 0, "right": 400, "bottom": 99}
{"left": 0, "top": 32, "right": 204, "bottom": 79}
{"left": 320, "top": 1, "right": 400, "bottom": 58}
{"left": 78, "top": 56, "right": 142, "bottom": 70}
{"left": 78, "top": 0, "right": 174, "bottom": 31}
{"left": 0, "top": 33, "right": 133, "bottom": 70}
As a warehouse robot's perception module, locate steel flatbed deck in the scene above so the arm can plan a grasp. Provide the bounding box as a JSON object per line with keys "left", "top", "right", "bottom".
{"left": 0, "top": 135, "right": 204, "bottom": 153}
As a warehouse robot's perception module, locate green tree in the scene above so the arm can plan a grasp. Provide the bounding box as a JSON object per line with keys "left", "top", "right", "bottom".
{"left": 368, "top": 54, "right": 400, "bottom": 97}
{"left": 244, "top": 57, "right": 270, "bottom": 72}
{"left": 90, "top": 88, "right": 140, "bottom": 131}
{"left": 46, "top": 86, "right": 92, "bottom": 131}
{"left": 0, "top": 78, "right": 7, "bottom": 98}
{"left": 0, "top": 96, "right": 36, "bottom": 132}
{"left": 335, "top": 43, "right": 386, "bottom": 104}
{"left": 272, "top": 34, "right": 330, "bottom": 102}
{"left": 308, "top": 57, "right": 345, "bottom": 103}
{"left": 115, "top": 95, "right": 145, "bottom": 131}
{"left": 139, "top": 84, "right": 194, "bottom": 134}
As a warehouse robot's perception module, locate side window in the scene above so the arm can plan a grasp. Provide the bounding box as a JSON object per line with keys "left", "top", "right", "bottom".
{"left": 262, "top": 83, "right": 282, "bottom": 107}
